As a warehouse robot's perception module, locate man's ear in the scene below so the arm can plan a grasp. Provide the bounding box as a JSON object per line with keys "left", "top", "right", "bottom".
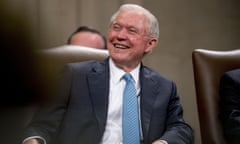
{"left": 144, "top": 38, "right": 158, "bottom": 53}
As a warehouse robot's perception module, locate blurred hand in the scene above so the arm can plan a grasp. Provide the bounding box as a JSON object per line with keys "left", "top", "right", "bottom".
{"left": 152, "top": 140, "right": 168, "bottom": 144}
{"left": 23, "top": 139, "right": 41, "bottom": 144}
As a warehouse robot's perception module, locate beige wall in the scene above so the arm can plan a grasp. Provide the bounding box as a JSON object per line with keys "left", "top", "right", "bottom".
{"left": 4, "top": 0, "right": 240, "bottom": 144}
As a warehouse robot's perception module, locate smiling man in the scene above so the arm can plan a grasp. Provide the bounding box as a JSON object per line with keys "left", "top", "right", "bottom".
{"left": 22, "top": 4, "right": 193, "bottom": 144}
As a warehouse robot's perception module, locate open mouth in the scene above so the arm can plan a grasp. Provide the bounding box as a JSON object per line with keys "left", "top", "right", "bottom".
{"left": 114, "top": 43, "right": 130, "bottom": 49}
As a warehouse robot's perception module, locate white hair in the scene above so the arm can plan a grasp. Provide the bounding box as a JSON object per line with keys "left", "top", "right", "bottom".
{"left": 110, "top": 4, "right": 159, "bottom": 39}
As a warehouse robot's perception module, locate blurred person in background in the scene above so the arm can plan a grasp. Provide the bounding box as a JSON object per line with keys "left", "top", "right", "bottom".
{"left": 67, "top": 26, "right": 106, "bottom": 49}
{"left": 0, "top": 1, "right": 47, "bottom": 144}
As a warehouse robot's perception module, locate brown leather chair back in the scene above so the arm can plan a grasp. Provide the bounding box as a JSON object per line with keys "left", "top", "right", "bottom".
{"left": 192, "top": 49, "right": 240, "bottom": 144}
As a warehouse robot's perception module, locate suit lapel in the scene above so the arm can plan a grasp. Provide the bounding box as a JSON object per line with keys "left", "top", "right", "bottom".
{"left": 87, "top": 59, "right": 110, "bottom": 135}
{"left": 140, "top": 66, "right": 159, "bottom": 142}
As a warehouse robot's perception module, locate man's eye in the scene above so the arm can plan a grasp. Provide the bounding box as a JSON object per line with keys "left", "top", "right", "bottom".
{"left": 128, "top": 29, "right": 137, "bottom": 34}
{"left": 112, "top": 25, "right": 121, "bottom": 31}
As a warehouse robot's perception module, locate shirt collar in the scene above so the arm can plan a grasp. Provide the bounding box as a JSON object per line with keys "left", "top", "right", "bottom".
{"left": 109, "top": 58, "right": 140, "bottom": 84}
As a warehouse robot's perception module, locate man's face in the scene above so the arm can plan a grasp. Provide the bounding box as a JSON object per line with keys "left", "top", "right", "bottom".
{"left": 70, "top": 31, "right": 105, "bottom": 49}
{"left": 107, "top": 10, "right": 157, "bottom": 71}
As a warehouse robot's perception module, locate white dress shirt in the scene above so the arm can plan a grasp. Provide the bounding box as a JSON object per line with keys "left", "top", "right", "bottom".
{"left": 100, "top": 58, "right": 140, "bottom": 144}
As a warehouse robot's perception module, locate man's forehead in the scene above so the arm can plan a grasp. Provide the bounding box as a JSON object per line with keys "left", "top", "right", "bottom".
{"left": 113, "top": 11, "right": 148, "bottom": 30}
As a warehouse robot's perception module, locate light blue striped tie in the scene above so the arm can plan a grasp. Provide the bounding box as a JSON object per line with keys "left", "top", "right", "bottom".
{"left": 122, "top": 73, "right": 140, "bottom": 144}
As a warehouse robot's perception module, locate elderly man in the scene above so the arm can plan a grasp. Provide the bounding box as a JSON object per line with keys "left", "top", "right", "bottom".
{"left": 22, "top": 4, "right": 193, "bottom": 144}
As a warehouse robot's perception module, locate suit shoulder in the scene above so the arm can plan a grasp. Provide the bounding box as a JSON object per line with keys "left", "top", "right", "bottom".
{"left": 141, "top": 65, "right": 174, "bottom": 84}
{"left": 63, "top": 60, "right": 105, "bottom": 73}
{"left": 68, "top": 60, "right": 96, "bottom": 67}
{"left": 222, "top": 69, "right": 240, "bottom": 84}
{"left": 225, "top": 69, "right": 240, "bottom": 77}
{"left": 68, "top": 60, "right": 105, "bottom": 68}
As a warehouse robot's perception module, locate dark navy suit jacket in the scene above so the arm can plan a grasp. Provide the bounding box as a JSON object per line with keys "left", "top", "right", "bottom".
{"left": 219, "top": 69, "right": 240, "bottom": 144}
{"left": 23, "top": 58, "right": 193, "bottom": 144}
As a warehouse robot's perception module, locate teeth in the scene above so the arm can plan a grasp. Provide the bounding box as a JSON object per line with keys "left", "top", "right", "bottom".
{"left": 114, "top": 44, "right": 129, "bottom": 49}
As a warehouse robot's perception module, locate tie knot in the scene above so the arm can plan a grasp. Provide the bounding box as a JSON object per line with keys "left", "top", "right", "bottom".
{"left": 122, "top": 73, "right": 132, "bottom": 82}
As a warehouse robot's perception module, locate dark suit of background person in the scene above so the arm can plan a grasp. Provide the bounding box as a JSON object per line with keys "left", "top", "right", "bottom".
{"left": 22, "top": 4, "right": 193, "bottom": 144}
{"left": 219, "top": 69, "right": 240, "bottom": 144}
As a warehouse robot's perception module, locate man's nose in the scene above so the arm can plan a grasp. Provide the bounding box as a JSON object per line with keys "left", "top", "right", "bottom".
{"left": 117, "top": 29, "right": 127, "bottom": 40}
